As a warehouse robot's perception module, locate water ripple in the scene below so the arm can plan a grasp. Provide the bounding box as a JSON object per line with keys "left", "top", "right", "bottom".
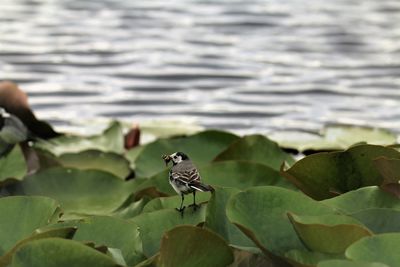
{"left": 0, "top": 0, "right": 399, "bottom": 135}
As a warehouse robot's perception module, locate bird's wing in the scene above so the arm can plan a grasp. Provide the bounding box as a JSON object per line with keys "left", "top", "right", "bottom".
{"left": 170, "top": 168, "right": 200, "bottom": 183}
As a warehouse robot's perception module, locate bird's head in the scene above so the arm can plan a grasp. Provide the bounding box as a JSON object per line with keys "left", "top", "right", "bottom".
{"left": 162, "top": 152, "right": 189, "bottom": 166}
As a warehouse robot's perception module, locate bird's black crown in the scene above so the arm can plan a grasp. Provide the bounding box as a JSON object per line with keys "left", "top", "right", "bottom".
{"left": 176, "top": 152, "right": 189, "bottom": 160}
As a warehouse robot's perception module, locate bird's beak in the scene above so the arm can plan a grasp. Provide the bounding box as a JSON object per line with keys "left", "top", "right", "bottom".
{"left": 162, "top": 155, "right": 171, "bottom": 166}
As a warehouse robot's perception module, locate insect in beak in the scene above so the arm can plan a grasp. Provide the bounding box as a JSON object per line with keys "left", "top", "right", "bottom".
{"left": 162, "top": 155, "right": 171, "bottom": 166}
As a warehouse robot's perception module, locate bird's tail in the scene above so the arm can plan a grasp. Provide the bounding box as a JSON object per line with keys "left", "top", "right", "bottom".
{"left": 189, "top": 181, "right": 214, "bottom": 192}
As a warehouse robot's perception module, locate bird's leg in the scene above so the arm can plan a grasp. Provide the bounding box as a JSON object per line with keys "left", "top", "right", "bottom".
{"left": 176, "top": 194, "right": 185, "bottom": 216}
{"left": 189, "top": 191, "right": 199, "bottom": 211}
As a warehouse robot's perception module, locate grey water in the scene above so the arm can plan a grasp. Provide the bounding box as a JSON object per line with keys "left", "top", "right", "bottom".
{"left": 1, "top": 0, "right": 400, "bottom": 136}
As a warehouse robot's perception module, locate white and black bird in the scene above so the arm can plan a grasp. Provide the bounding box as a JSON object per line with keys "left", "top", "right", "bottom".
{"left": 162, "top": 152, "right": 214, "bottom": 214}
{"left": 0, "top": 107, "right": 29, "bottom": 155}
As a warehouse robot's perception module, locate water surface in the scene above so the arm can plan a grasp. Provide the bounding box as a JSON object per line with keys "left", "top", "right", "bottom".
{"left": 1, "top": 0, "right": 399, "bottom": 135}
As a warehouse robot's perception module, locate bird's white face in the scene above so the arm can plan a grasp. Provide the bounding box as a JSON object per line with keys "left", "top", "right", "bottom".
{"left": 170, "top": 152, "right": 183, "bottom": 164}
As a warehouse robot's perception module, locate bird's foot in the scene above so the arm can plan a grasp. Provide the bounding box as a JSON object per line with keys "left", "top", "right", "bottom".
{"left": 188, "top": 203, "right": 200, "bottom": 211}
{"left": 176, "top": 206, "right": 185, "bottom": 216}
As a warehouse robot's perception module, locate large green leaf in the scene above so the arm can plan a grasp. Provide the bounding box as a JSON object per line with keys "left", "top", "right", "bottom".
{"left": 226, "top": 186, "right": 336, "bottom": 257}
{"left": 271, "top": 125, "right": 397, "bottom": 152}
{"left": 345, "top": 233, "right": 400, "bottom": 267}
{"left": 322, "top": 186, "right": 400, "bottom": 214}
{"left": 157, "top": 225, "right": 234, "bottom": 267}
{"left": 134, "top": 130, "right": 238, "bottom": 177}
{"left": 350, "top": 208, "right": 400, "bottom": 234}
{"left": 56, "top": 150, "right": 131, "bottom": 179}
{"left": 0, "top": 196, "right": 60, "bottom": 256}
{"left": 11, "top": 238, "right": 119, "bottom": 267}
{"left": 0, "top": 145, "right": 27, "bottom": 182}
{"left": 18, "top": 168, "right": 131, "bottom": 216}
{"left": 205, "top": 187, "right": 255, "bottom": 249}
{"left": 282, "top": 145, "right": 400, "bottom": 200}
{"left": 318, "top": 259, "right": 388, "bottom": 267}
{"left": 284, "top": 250, "right": 343, "bottom": 267}
{"left": 131, "top": 208, "right": 206, "bottom": 257}
{"left": 214, "top": 135, "right": 295, "bottom": 170}
{"left": 287, "top": 213, "right": 372, "bottom": 254}
{"left": 51, "top": 216, "right": 144, "bottom": 266}
{"left": 142, "top": 193, "right": 211, "bottom": 213}
{"left": 373, "top": 157, "right": 400, "bottom": 184}
{"left": 35, "top": 121, "right": 124, "bottom": 156}
{"left": 0, "top": 227, "right": 76, "bottom": 267}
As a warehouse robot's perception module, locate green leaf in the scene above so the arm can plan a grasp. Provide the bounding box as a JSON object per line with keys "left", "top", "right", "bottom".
{"left": 0, "top": 227, "right": 76, "bottom": 266}
{"left": 226, "top": 186, "right": 336, "bottom": 257}
{"left": 157, "top": 225, "right": 234, "bottom": 267}
{"left": 345, "top": 233, "right": 400, "bottom": 267}
{"left": 0, "top": 196, "right": 60, "bottom": 256}
{"left": 205, "top": 187, "right": 255, "bottom": 249}
{"left": 215, "top": 135, "right": 295, "bottom": 170}
{"left": 56, "top": 150, "right": 131, "bottom": 179}
{"left": 322, "top": 186, "right": 400, "bottom": 214}
{"left": 282, "top": 145, "right": 400, "bottom": 200}
{"left": 201, "top": 161, "right": 296, "bottom": 190}
{"left": 317, "top": 259, "right": 389, "bottom": 267}
{"left": 287, "top": 213, "right": 372, "bottom": 254}
{"left": 131, "top": 208, "right": 206, "bottom": 257}
{"left": 53, "top": 216, "right": 144, "bottom": 266}
{"left": 11, "top": 238, "right": 119, "bottom": 267}
{"left": 35, "top": 121, "right": 124, "bottom": 156}
{"left": 134, "top": 130, "right": 239, "bottom": 177}
{"left": 142, "top": 193, "right": 211, "bottom": 213}
{"left": 285, "top": 249, "right": 343, "bottom": 267}
{"left": 271, "top": 125, "right": 398, "bottom": 152}
{"left": 18, "top": 168, "right": 131, "bottom": 217}
{"left": 125, "top": 146, "right": 144, "bottom": 170}
{"left": 373, "top": 157, "right": 400, "bottom": 184}
{"left": 229, "top": 248, "right": 277, "bottom": 267}
{"left": 350, "top": 208, "right": 400, "bottom": 234}
{"left": 0, "top": 145, "right": 27, "bottom": 182}
{"left": 112, "top": 198, "right": 148, "bottom": 219}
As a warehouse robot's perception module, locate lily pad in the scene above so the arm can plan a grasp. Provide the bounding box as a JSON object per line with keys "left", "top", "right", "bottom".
{"left": 125, "top": 146, "right": 144, "bottom": 170}
{"left": 287, "top": 213, "right": 372, "bottom": 254}
{"left": 131, "top": 207, "right": 206, "bottom": 257}
{"left": 11, "top": 238, "right": 119, "bottom": 267}
{"left": 214, "top": 135, "right": 295, "bottom": 171}
{"left": 322, "top": 186, "right": 400, "bottom": 214}
{"left": 53, "top": 216, "right": 144, "bottom": 266}
{"left": 57, "top": 150, "right": 131, "bottom": 179}
{"left": 271, "top": 125, "right": 398, "bottom": 152}
{"left": 0, "top": 145, "right": 27, "bottom": 182}
{"left": 226, "top": 186, "right": 336, "bottom": 257}
{"left": 0, "top": 196, "right": 60, "bottom": 256}
{"left": 318, "top": 259, "right": 389, "bottom": 267}
{"left": 18, "top": 168, "right": 131, "bottom": 216}
{"left": 282, "top": 145, "right": 400, "bottom": 200}
{"left": 142, "top": 193, "right": 211, "bottom": 213}
{"left": 345, "top": 233, "right": 400, "bottom": 267}
{"left": 285, "top": 249, "right": 343, "bottom": 267}
{"left": 157, "top": 225, "right": 234, "bottom": 267}
{"left": 373, "top": 157, "right": 400, "bottom": 184}
{"left": 134, "top": 130, "right": 238, "bottom": 178}
{"left": 35, "top": 121, "right": 124, "bottom": 156}
{"left": 205, "top": 187, "right": 255, "bottom": 249}
{"left": 350, "top": 208, "right": 400, "bottom": 234}
{"left": 0, "top": 227, "right": 76, "bottom": 267}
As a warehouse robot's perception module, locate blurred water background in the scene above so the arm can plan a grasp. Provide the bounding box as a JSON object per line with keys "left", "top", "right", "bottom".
{"left": 0, "top": 0, "right": 399, "bottom": 136}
